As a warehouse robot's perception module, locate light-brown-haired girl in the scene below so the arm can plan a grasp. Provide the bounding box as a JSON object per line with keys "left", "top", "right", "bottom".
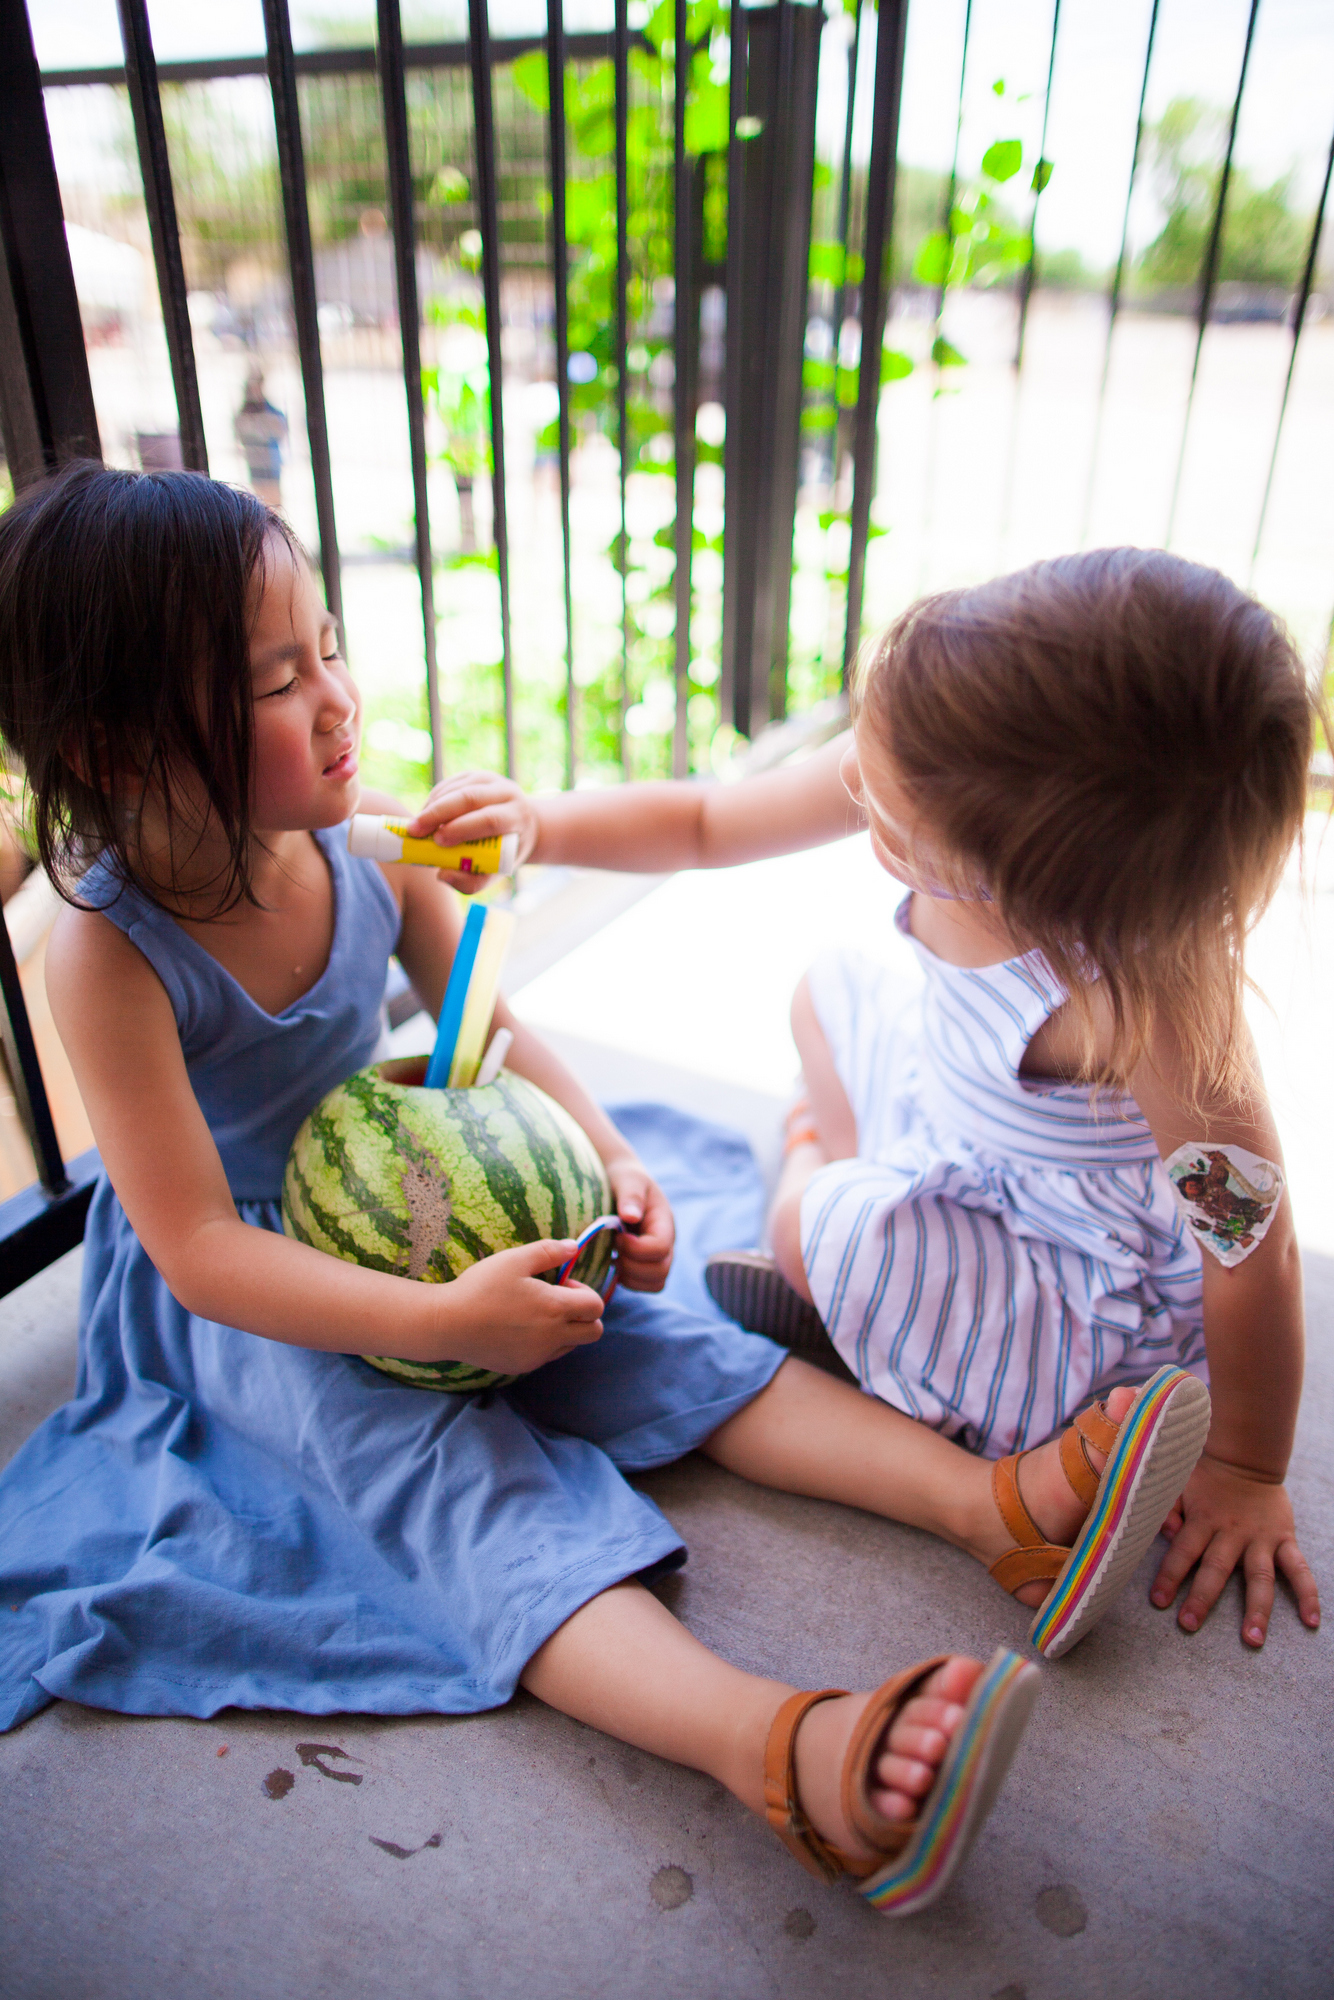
{"left": 420, "top": 547, "right": 1321, "bottom": 1658}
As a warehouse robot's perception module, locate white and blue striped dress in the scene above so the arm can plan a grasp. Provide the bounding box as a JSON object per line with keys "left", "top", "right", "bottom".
{"left": 800, "top": 898, "right": 1206, "bottom": 1459}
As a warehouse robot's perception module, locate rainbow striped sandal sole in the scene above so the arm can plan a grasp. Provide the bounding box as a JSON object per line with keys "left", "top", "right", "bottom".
{"left": 764, "top": 1648, "right": 1040, "bottom": 1918}
{"left": 991, "top": 1366, "right": 1212, "bottom": 1661}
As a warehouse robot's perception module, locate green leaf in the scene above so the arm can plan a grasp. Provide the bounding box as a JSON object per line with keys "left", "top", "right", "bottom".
{"left": 511, "top": 49, "right": 549, "bottom": 110}
{"left": 1031, "top": 157, "right": 1054, "bottom": 194}
{"left": 686, "top": 79, "right": 730, "bottom": 157}
{"left": 981, "top": 138, "right": 1022, "bottom": 184}
{"left": 802, "top": 357, "right": 836, "bottom": 391}
{"left": 801, "top": 406, "right": 838, "bottom": 432}
{"left": 809, "top": 239, "right": 845, "bottom": 285}
{"left": 880, "top": 347, "right": 913, "bottom": 382}
{"left": 429, "top": 166, "right": 469, "bottom": 205}
{"left": 992, "top": 77, "right": 1006, "bottom": 96}
{"left": 913, "top": 230, "right": 952, "bottom": 286}
{"left": 931, "top": 335, "right": 967, "bottom": 369}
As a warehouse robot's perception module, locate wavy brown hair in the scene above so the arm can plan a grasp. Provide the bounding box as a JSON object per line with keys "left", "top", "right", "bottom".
{"left": 0, "top": 460, "right": 296, "bottom": 913}
{"left": 853, "top": 548, "right": 1317, "bottom": 1107}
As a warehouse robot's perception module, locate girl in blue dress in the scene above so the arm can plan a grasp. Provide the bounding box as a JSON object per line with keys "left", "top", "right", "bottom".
{"left": 0, "top": 463, "right": 1042, "bottom": 1919}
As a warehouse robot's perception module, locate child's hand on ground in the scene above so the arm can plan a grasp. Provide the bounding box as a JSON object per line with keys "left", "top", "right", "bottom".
{"left": 405, "top": 770, "right": 538, "bottom": 893}
{"left": 437, "top": 1238, "right": 605, "bottom": 1374}
{"left": 605, "top": 1156, "right": 674, "bottom": 1293}
{"left": 1151, "top": 1452, "right": 1320, "bottom": 1648}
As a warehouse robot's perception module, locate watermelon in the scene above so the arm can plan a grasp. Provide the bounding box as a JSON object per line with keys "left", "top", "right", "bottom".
{"left": 282, "top": 1060, "right": 614, "bottom": 1392}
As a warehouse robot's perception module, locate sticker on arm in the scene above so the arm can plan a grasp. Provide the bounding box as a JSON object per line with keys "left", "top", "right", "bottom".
{"left": 1164, "top": 1142, "right": 1285, "bottom": 1267}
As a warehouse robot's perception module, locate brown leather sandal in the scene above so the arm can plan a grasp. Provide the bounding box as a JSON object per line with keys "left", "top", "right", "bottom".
{"left": 762, "top": 1647, "right": 1039, "bottom": 1917}
{"left": 989, "top": 1365, "right": 1212, "bottom": 1660}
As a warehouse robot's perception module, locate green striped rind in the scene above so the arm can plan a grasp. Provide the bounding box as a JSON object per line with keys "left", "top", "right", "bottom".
{"left": 282, "top": 1068, "right": 613, "bottom": 1392}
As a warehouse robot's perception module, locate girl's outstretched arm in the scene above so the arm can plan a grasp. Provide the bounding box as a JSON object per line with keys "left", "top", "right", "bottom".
{"left": 1131, "top": 1021, "right": 1320, "bottom": 1649}
{"left": 401, "top": 730, "right": 862, "bottom": 884}
{"left": 45, "top": 905, "right": 606, "bottom": 1374}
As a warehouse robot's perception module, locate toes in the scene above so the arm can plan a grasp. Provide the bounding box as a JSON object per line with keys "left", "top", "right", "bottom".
{"left": 919, "top": 1655, "right": 984, "bottom": 1708}
{"left": 876, "top": 1721, "right": 950, "bottom": 1772}
{"left": 868, "top": 1783, "right": 919, "bottom": 1823}
{"left": 1104, "top": 1385, "right": 1139, "bottom": 1427}
{"left": 871, "top": 1752, "right": 939, "bottom": 1803}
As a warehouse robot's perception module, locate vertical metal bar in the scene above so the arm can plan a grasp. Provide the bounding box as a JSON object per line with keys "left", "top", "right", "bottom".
{"left": 933, "top": 0, "right": 972, "bottom": 339}
{"left": 262, "top": 0, "right": 342, "bottom": 628}
{"left": 615, "top": 0, "right": 631, "bottom": 774}
{"left": 720, "top": 0, "right": 747, "bottom": 732}
{"left": 0, "top": 918, "right": 67, "bottom": 1199}
{"left": 0, "top": 0, "right": 101, "bottom": 486}
{"left": 671, "top": 0, "right": 693, "bottom": 777}
{"left": 115, "top": 0, "right": 208, "bottom": 472}
{"left": 1165, "top": 0, "right": 1262, "bottom": 548}
{"left": 1080, "top": 0, "right": 1160, "bottom": 546}
{"left": 1250, "top": 115, "right": 1334, "bottom": 579}
{"left": 1012, "top": 0, "right": 1061, "bottom": 374}
{"left": 843, "top": 0, "right": 909, "bottom": 682}
{"left": 547, "top": 0, "right": 576, "bottom": 788}
{"left": 468, "top": 0, "right": 516, "bottom": 776}
{"left": 376, "top": 0, "right": 442, "bottom": 782}
{"left": 827, "top": 0, "right": 862, "bottom": 469}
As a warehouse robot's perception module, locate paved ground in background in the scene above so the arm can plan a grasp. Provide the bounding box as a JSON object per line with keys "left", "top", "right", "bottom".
{"left": 2, "top": 844, "right": 1333, "bottom": 1997}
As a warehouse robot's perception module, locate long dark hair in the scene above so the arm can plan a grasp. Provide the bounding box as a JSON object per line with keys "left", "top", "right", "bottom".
{"left": 0, "top": 461, "right": 297, "bottom": 912}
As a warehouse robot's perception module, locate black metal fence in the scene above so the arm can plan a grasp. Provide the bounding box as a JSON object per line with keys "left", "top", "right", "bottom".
{"left": 0, "top": 0, "right": 1331, "bottom": 1291}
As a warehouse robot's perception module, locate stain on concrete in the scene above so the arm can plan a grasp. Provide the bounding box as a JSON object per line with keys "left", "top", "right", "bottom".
{"left": 615, "top": 1745, "right": 647, "bottom": 1790}
{"left": 1035, "top": 1885, "right": 1088, "bottom": 1937}
{"left": 650, "top": 1865, "right": 693, "bottom": 1911}
{"left": 295, "top": 1741, "right": 363, "bottom": 1785}
{"left": 783, "top": 1907, "right": 816, "bottom": 1941}
{"left": 369, "top": 1833, "right": 443, "bottom": 1861}
{"left": 991, "top": 1985, "right": 1027, "bottom": 1999}
{"left": 1155, "top": 1707, "right": 1205, "bottom": 1747}
{"left": 262, "top": 1768, "right": 295, "bottom": 1800}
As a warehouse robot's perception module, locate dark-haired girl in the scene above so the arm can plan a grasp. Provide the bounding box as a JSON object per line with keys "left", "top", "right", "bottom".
{"left": 414, "top": 548, "right": 1321, "bottom": 1659}
{"left": 0, "top": 464, "right": 1046, "bottom": 1918}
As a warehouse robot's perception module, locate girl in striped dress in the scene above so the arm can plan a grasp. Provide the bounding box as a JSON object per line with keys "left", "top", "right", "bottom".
{"left": 422, "top": 548, "right": 1321, "bottom": 1657}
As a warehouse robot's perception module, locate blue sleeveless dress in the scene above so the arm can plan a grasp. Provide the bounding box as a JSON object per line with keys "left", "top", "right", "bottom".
{"left": 0, "top": 827, "right": 782, "bottom": 1732}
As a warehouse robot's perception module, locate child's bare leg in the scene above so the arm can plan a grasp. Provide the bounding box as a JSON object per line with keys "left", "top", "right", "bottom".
{"left": 521, "top": 1578, "right": 984, "bottom": 1856}
{"left": 703, "top": 1357, "right": 1141, "bottom": 1609}
{"left": 768, "top": 978, "right": 855, "bottom": 1300}
{"left": 791, "top": 974, "right": 856, "bottom": 1158}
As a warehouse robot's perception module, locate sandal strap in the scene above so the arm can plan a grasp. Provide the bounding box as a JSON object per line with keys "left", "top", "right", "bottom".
{"left": 840, "top": 1654, "right": 951, "bottom": 1853}
{"left": 1058, "top": 1398, "right": 1121, "bottom": 1511}
{"left": 987, "top": 1454, "right": 1072, "bottom": 1595}
{"left": 764, "top": 1688, "right": 858, "bottom": 1884}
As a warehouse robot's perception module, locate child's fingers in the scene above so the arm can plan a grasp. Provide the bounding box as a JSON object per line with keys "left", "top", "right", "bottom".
{"left": 1241, "top": 1542, "right": 1277, "bottom": 1649}
{"left": 1276, "top": 1534, "right": 1321, "bottom": 1631}
{"left": 1149, "top": 1516, "right": 1213, "bottom": 1611}
{"left": 507, "top": 1237, "right": 580, "bottom": 1277}
{"left": 1175, "top": 1531, "right": 1244, "bottom": 1633}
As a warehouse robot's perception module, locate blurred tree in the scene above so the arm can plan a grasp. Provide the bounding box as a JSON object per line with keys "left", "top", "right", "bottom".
{"left": 1136, "top": 97, "right": 1308, "bottom": 291}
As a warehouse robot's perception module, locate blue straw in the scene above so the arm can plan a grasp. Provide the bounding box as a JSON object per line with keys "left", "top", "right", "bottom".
{"left": 425, "top": 902, "right": 486, "bottom": 1089}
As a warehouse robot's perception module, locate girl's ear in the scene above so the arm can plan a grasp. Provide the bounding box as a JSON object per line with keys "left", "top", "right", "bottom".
{"left": 62, "top": 725, "right": 144, "bottom": 796}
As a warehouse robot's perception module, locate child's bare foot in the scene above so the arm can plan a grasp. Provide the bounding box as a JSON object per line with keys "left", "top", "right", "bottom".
{"left": 972, "top": 1386, "right": 1140, "bottom": 1608}
{"left": 788, "top": 1656, "right": 985, "bottom": 1866}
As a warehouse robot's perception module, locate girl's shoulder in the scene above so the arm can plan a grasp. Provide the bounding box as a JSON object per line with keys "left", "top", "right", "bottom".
{"left": 45, "top": 896, "right": 177, "bottom": 1047}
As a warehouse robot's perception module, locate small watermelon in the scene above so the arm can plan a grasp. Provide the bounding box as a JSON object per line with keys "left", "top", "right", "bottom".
{"left": 282, "top": 1062, "right": 614, "bottom": 1392}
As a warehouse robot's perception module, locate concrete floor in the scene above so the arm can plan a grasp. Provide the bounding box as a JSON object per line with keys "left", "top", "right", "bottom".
{"left": 3, "top": 851, "right": 1333, "bottom": 1998}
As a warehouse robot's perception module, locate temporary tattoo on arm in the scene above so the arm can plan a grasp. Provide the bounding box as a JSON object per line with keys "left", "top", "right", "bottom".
{"left": 1164, "top": 1143, "right": 1285, "bottom": 1267}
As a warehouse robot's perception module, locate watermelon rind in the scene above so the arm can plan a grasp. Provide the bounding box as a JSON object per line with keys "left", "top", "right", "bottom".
{"left": 282, "top": 1067, "right": 613, "bottom": 1392}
